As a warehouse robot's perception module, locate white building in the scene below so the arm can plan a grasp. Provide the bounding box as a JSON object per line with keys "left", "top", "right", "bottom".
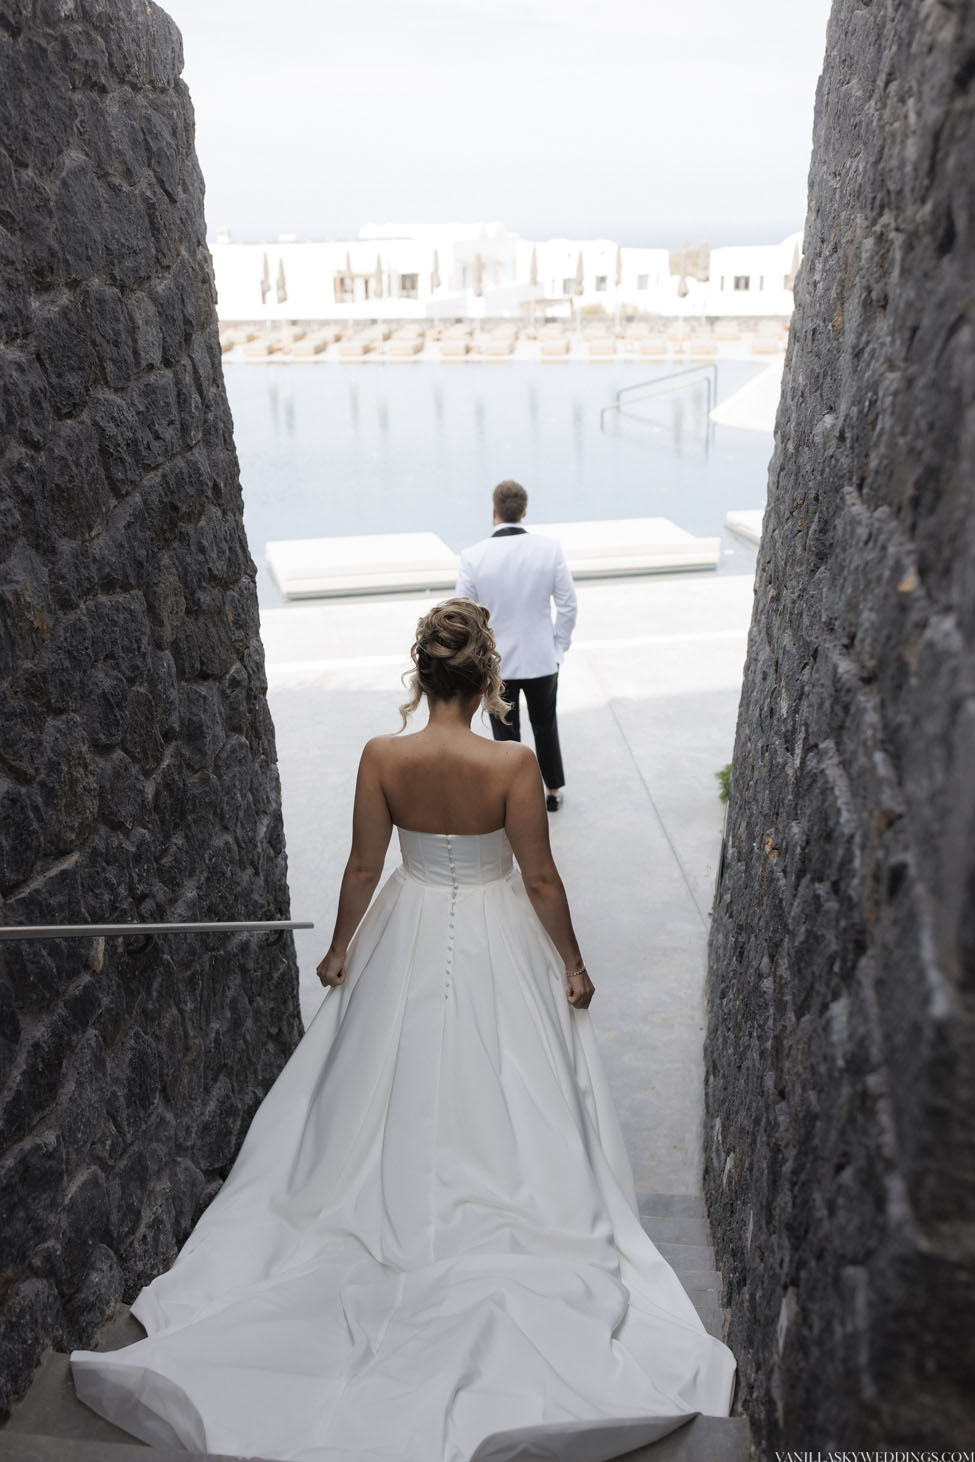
{"left": 209, "top": 222, "right": 802, "bottom": 325}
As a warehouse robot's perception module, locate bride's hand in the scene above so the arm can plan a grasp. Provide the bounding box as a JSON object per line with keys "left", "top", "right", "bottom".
{"left": 566, "top": 967, "right": 594, "bottom": 1009}
{"left": 317, "top": 947, "right": 348, "bottom": 987}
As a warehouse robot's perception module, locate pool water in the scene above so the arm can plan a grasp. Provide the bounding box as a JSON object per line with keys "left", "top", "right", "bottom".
{"left": 224, "top": 360, "right": 773, "bottom": 606}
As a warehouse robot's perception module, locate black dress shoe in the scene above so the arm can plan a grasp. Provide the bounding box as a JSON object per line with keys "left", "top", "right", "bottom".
{"left": 546, "top": 791, "right": 563, "bottom": 812}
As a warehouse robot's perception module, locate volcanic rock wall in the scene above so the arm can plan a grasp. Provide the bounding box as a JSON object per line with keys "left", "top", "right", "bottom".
{"left": 0, "top": 0, "right": 301, "bottom": 1414}
{"left": 705, "top": 0, "right": 974, "bottom": 1449}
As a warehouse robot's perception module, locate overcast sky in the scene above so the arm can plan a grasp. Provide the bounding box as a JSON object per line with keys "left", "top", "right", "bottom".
{"left": 159, "top": 0, "right": 832, "bottom": 248}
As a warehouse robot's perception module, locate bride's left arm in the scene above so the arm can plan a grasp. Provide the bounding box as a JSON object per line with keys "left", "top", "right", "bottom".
{"left": 318, "top": 741, "right": 393, "bottom": 986}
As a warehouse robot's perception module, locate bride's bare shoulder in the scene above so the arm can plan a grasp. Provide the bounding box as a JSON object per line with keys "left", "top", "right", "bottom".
{"left": 361, "top": 732, "right": 420, "bottom": 763}
{"left": 484, "top": 738, "right": 532, "bottom": 762}
{"left": 476, "top": 739, "right": 538, "bottom": 788}
{"left": 484, "top": 739, "right": 534, "bottom": 769}
{"left": 363, "top": 733, "right": 400, "bottom": 751}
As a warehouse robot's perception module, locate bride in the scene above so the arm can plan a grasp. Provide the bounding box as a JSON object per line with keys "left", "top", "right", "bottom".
{"left": 72, "top": 598, "right": 735, "bottom": 1461}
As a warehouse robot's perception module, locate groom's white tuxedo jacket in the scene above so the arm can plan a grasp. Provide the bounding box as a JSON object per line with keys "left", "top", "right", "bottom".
{"left": 456, "top": 527, "right": 578, "bottom": 680}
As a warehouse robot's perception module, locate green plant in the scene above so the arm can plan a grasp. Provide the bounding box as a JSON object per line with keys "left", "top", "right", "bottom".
{"left": 715, "top": 764, "right": 732, "bottom": 804}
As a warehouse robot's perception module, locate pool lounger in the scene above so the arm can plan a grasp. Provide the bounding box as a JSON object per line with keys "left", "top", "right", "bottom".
{"left": 267, "top": 520, "right": 720, "bottom": 600}
{"left": 724, "top": 510, "right": 765, "bottom": 546}
{"left": 267, "top": 532, "right": 461, "bottom": 599}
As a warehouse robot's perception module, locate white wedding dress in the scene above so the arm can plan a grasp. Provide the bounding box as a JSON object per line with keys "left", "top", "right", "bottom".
{"left": 72, "top": 829, "right": 735, "bottom": 1461}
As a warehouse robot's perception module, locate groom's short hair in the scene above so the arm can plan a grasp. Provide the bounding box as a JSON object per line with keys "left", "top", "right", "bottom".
{"left": 493, "top": 480, "right": 528, "bottom": 523}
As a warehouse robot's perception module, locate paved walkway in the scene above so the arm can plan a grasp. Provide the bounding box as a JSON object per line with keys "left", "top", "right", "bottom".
{"left": 0, "top": 570, "right": 757, "bottom": 1462}
{"left": 262, "top": 568, "right": 755, "bottom": 1197}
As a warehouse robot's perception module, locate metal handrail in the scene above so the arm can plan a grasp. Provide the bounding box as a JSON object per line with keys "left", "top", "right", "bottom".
{"left": 615, "top": 362, "right": 718, "bottom": 404}
{"left": 600, "top": 363, "right": 719, "bottom": 427}
{"left": 0, "top": 920, "right": 313, "bottom": 943}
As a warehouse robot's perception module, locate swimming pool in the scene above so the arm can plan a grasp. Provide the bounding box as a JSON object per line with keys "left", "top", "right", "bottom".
{"left": 224, "top": 360, "right": 773, "bottom": 607}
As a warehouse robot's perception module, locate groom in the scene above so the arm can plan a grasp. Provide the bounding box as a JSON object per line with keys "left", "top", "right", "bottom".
{"left": 456, "top": 480, "right": 577, "bottom": 811}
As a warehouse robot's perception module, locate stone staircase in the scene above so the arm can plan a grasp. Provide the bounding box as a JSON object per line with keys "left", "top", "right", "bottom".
{"left": 0, "top": 1196, "right": 750, "bottom": 1462}
{"left": 619, "top": 1195, "right": 751, "bottom": 1461}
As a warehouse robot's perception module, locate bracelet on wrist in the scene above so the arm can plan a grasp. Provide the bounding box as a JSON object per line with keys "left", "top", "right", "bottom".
{"left": 565, "top": 963, "right": 587, "bottom": 979}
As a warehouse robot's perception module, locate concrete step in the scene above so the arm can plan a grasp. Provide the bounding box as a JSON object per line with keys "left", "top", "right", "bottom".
{"left": 636, "top": 1193, "right": 706, "bottom": 1220}
{"left": 612, "top": 1414, "right": 752, "bottom": 1460}
{"left": 640, "top": 1214, "right": 711, "bottom": 1247}
{"left": 3, "top": 1350, "right": 148, "bottom": 1451}
{"left": 638, "top": 1196, "right": 729, "bottom": 1349}
{"left": 1, "top": 1341, "right": 747, "bottom": 1462}
{"left": 0, "top": 1417, "right": 751, "bottom": 1462}
{"left": 654, "top": 1241, "right": 715, "bottom": 1270}
{"left": 0, "top": 1435, "right": 266, "bottom": 1461}
{"left": 95, "top": 1308, "right": 145, "bottom": 1350}
{"left": 1, "top": 1201, "right": 744, "bottom": 1462}
{"left": 2, "top": 1306, "right": 149, "bottom": 1449}
{"left": 677, "top": 1270, "right": 722, "bottom": 1293}
{"left": 684, "top": 1287, "right": 723, "bottom": 1338}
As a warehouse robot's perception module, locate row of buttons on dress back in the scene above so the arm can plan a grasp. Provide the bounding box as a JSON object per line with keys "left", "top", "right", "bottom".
{"left": 445, "top": 834, "right": 457, "bottom": 1000}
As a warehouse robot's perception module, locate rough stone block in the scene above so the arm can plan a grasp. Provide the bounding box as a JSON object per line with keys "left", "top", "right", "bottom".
{"left": 178, "top": 680, "right": 225, "bottom": 772}
{"left": 52, "top": 160, "right": 107, "bottom": 286}
{"left": 33, "top": 717, "right": 99, "bottom": 855}
{"left": 0, "top": 349, "right": 51, "bottom": 452}
{"left": 0, "top": 0, "right": 301, "bottom": 1419}
{"left": 85, "top": 390, "right": 143, "bottom": 499}
{"left": 120, "top": 687, "right": 164, "bottom": 774}
{"left": 0, "top": 1278, "right": 63, "bottom": 1418}
{"left": 63, "top": 1244, "right": 123, "bottom": 1346}
{"left": 126, "top": 288, "right": 164, "bottom": 372}
{"left": 80, "top": 666, "right": 129, "bottom": 750}
{"left": 32, "top": 299, "right": 92, "bottom": 419}
{"left": 0, "top": 781, "right": 43, "bottom": 892}
{"left": 705, "top": 0, "right": 975, "bottom": 1448}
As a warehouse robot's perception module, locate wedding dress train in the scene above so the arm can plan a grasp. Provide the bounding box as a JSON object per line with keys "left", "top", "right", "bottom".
{"left": 71, "top": 829, "right": 735, "bottom": 1461}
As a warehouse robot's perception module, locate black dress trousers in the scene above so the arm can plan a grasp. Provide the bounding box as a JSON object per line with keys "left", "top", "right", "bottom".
{"left": 489, "top": 671, "right": 565, "bottom": 791}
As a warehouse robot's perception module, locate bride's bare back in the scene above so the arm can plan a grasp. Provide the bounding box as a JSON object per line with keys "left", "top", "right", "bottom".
{"left": 373, "top": 725, "right": 528, "bottom": 835}
{"left": 318, "top": 588, "right": 592, "bottom": 1005}
{"left": 319, "top": 700, "right": 591, "bottom": 1007}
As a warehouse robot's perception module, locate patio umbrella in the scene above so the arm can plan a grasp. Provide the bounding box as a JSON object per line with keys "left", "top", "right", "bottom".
{"left": 344, "top": 250, "right": 353, "bottom": 295}
{"left": 431, "top": 249, "right": 441, "bottom": 291}
{"left": 574, "top": 251, "right": 584, "bottom": 296}
{"left": 670, "top": 240, "right": 691, "bottom": 299}
{"left": 374, "top": 255, "right": 383, "bottom": 300}
{"left": 260, "top": 252, "right": 271, "bottom": 304}
{"left": 276, "top": 258, "right": 287, "bottom": 305}
{"left": 615, "top": 244, "right": 623, "bottom": 287}
{"left": 472, "top": 252, "right": 484, "bottom": 297}
{"left": 529, "top": 246, "right": 538, "bottom": 286}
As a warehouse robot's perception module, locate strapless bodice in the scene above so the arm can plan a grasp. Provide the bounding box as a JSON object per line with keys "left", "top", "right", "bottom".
{"left": 397, "top": 828, "right": 513, "bottom": 887}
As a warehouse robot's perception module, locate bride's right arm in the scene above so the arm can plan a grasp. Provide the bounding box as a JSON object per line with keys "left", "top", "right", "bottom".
{"left": 503, "top": 750, "right": 594, "bottom": 1008}
{"left": 317, "top": 741, "right": 393, "bottom": 987}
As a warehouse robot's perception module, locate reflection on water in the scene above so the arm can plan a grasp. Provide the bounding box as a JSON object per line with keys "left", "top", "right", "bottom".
{"left": 672, "top": 398, "right": 684, "bottom": 452}
{"left": 571, "top": 401, "right": 584, "bottom": 463}
{"left": 224, "top": 360, "right": 772, "bottom": 606}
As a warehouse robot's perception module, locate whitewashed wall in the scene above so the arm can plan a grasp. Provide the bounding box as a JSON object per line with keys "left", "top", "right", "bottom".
{"left": 210, "top": 224, "right": 801, "bottom": 323}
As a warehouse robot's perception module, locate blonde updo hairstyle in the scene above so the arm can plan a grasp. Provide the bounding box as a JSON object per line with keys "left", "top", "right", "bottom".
{"left": 399, "top": 598, "right": 510, "bottom": 729}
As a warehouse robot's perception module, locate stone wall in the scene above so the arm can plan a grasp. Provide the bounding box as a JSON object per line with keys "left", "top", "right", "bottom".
{"left": 705, "top": 0, "right": 975, "bottom": 1449}
{"left": 0, "top": 0, "right": 302, "bottom": 1414}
